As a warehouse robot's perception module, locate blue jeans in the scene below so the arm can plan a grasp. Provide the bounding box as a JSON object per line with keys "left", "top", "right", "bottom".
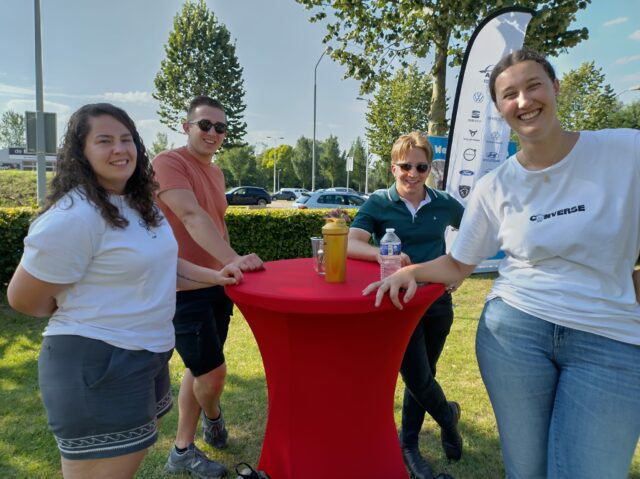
{"left": 399, "top": 293, "right": 455, "bottom": 447}
{"left": 476, "top": 298, "right": 640, "bottom": 479}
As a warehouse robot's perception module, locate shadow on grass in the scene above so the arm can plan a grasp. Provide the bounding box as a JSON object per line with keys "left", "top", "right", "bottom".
{"left": 138, "top": 371, "right": 268, "bottom": 478}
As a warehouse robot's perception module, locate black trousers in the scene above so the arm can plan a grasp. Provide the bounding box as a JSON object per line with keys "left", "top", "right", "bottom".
{"left": 399, "top": 292, "right": 454, "bottom": 447}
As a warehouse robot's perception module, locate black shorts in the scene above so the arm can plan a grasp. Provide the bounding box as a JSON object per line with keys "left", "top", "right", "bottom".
{"left": 174, "top": 285, "right": 234, "bottom": 377}
{"left": 38, "top": 335, "right": 173, "bottom": 460}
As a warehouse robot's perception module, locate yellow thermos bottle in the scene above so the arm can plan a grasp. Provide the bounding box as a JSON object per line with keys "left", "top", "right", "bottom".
{"left": 321, "top": 218, "right": 348, "bottom": 283}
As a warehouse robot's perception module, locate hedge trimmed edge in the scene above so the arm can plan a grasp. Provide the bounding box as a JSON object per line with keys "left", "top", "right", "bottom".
{"left": 0, "top": 207, "right": 356, "bottom": 285}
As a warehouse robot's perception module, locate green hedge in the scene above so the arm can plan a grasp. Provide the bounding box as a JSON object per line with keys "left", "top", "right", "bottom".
{"left": 0, "top": 206, "right": 355, "bottom": 285}
{"left": 0, "top": 208, "right": 38, "bottom": 285}
{"left": 226, "top": 207, "right": 355, "bottom": 261}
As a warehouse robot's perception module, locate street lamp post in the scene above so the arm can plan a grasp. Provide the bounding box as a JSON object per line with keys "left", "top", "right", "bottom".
{"left": 312, "top": 46, "right": 333, "bottom": 191}
{"left": 355, "top": 96, "right": 370, "bottom": 194}
{"left": 615, "top": 85, "right": 640, "bottom": 98}
{"left": 364, "top": 152, "right": 372, "bottom": 195}
{"left": 34, "top": 0, "right": 46, "bottom": 205}
{"left": 266, "top": 135, "right": 284, "bottom": 193}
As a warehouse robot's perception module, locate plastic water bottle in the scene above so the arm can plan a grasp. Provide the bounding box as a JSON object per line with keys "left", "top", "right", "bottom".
{"left": 379, "top": 228, "right": 402, "bottom": 280}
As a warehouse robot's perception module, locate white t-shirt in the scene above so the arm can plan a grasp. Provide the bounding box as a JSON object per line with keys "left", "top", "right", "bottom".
{"left": 21, "top": 190, "right": 178, "bottom": 352}
{"left": 451, "top": 129, "right": 640, "bottom": 345}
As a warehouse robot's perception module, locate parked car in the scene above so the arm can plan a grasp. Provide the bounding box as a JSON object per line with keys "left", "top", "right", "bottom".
{"left": 279, "top": 187, "right": 311, "bottom": 199}
{"left": 226, "top": 186, "right": 272, "bottom": 206}
{"left": 271, "top": 189, "right": 297, "bottom": 201}
{"left": 324, "top": 187, "right": 360, "bottom": 195}
{"left": 295, "top": 191, "right": 366, "bottom": 209}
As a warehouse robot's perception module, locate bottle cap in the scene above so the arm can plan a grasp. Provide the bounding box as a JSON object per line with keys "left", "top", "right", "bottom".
{"left": 385, "top": 228, "right": 395, "bottom": 233}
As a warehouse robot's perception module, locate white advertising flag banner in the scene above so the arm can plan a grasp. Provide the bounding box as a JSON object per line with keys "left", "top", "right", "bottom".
{"left": 443, "top": 7, "right": 533, "bottom": 273}
{"left": 444, "top": 7, "right": 533, "bottom": 204}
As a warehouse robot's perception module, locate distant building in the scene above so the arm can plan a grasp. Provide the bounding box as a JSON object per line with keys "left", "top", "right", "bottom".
{"left": 0, "top": 147, "right": 57, "bottom": 171}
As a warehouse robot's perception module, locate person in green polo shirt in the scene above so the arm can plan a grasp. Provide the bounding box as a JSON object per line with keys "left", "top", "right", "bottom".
{"left": 348, "top": 131, "right": 464, "bottom": 479}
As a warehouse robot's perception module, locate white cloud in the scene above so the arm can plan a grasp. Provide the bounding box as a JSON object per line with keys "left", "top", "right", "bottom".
{"left": 6, "top": 99, "right": 72, "bottom": 116}
{"left": 0, "top": 82, "right": 34, "bottom": 97}
{"left": 604, "top": 17, "right": 628, "bottom": 27}
{"left": 630, "top": 30, "right": 640, "bottom": 41}
{"left": 616, "top": 55, "right": 640, "bottom": 65}
{"left": 100, "top": 91, "right": 155, "bottom": 104}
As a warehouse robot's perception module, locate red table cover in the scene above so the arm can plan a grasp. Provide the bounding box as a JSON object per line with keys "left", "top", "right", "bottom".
{"left": 226, "top": 258, "right": 445, "bottom": 479}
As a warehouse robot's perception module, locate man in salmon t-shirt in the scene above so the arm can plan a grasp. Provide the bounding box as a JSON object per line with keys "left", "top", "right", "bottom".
{"left": 153, "top": 96, "right": 263, "bottom": 478}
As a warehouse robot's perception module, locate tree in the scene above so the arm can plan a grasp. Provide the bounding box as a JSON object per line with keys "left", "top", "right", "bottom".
{"left": 364, "top": 64, "right": 432, "bottom": 168}
{"left": 215, "top": 145, "right": 256, "bottom": 187}
{"left": 259, "top": 144, "right": 296, "bottom": 191}
{"left": 148, "top": 132, "right": 172, "bottom": 159}
{"left": 295, "top": 0, "right": 591, "bottom": 136}
{"left": 609, "top": 100, "right": 640, "bottom": 130}
{"left": 347, "top": 136, "right": 367, "bottom": 191}
{"left": 557, "top": 61, "right": 617, "bottom": 131}
{"left": 154, "top": 0, "right": 247, "bottom": 146}
{"left": 319, "top": 135, "right": 344, "bottom": 187}
{"left": 369, "top": 157, "right": 393, "bottom": 191}
{"left": 291, "top": 136, "right": 315, "bottom": 189}
{"left": 0, "top": 110, "right": 26, "bottom": 148}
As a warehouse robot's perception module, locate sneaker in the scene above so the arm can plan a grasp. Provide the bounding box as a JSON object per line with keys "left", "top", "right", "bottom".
{"left": 235, "top": 462, "right": 270, "bottom": 479}
{"left": 202, "top": 408, "right": 229, "bottom": 449}
{"left": 165, "top": 443, "right": 228, "bottom": 478}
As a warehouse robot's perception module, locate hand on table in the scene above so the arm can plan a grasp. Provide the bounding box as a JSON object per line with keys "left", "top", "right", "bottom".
{"left": 231, "top": 253, "right": 264, "bottom": 272}
{"left": 362, "top": 266, "right": 418, "bottom": 310}
{"left": 216, "top": 264, "right": 244, "bottom": 285}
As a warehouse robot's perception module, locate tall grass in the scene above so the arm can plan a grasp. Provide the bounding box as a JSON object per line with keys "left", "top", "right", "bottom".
{"left": 1, "top": 276, "right": 638, "bottom": 478}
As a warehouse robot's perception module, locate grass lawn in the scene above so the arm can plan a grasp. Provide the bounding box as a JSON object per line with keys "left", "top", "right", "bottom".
{"left": 1, "top": 275, "right": 638, "bottom": 478}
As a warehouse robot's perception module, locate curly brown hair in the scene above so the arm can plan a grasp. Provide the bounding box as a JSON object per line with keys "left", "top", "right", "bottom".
{"left": 43, "top": 103, "right": 162, "bottom": 229}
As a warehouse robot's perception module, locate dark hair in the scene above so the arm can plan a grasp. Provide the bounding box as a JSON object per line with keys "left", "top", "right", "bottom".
{"left": 187, "top": 96, "right": 225, "bottom": 120}
{"left": 489, "top": 48, "right": 557, "bottom": 103}
{"left": 43, "top": 103, "right": 162, "bottom": 229}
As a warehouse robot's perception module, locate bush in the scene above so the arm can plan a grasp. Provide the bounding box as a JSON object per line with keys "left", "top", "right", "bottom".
{"left": 0, "top": 208, "right": 37, "bottom": 285}
{"left": 226, "top": 208, "right": 355, "bottom": 261}
{"left": 0, "top": 206, "right": 357, "bottom": 285}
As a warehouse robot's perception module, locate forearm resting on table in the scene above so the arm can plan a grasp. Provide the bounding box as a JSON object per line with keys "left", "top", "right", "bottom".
{"left": 347, "top": 236, "right": 378, "bottom": 261}
{"left": 177, "top": 259, "right": 242, "bottom": 290}
{"left": 7, "top": 265, "right": 69, "bottom": 317}
{"left": 180, "top": 210, "right": 237, "bottom": 264}
{"left": 408, "top": 254, "right": 475, "bottom": 286}
{"left": 159, "top": 189, "right": 238, "bottom": 265}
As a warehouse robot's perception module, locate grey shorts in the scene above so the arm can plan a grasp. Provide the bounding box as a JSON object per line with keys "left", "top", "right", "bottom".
{"left": 38, "top": 335, "right": 173, "bottom": 460}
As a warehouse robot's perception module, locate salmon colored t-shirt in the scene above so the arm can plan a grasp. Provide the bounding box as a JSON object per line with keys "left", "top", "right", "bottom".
{"left": 153, "top": 146, "right": 228, "bottom": 270}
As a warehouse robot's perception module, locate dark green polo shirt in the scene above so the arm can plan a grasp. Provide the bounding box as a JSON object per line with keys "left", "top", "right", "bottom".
{"left": 351, "top": 184, "right": 464, "bottom": 263}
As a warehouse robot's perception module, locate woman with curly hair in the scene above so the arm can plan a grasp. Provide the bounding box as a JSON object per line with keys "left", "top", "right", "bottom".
{"left": 7, "top": 103, "right": 241, "bottom": 479}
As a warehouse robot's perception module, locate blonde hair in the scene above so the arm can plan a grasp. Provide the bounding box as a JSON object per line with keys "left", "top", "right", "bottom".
{"left": 390, "top": 131, "right": 433, "bottom": 165}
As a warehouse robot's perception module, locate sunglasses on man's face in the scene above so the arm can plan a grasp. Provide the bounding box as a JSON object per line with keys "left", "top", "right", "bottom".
{"left": 189, "top": 119, "right": 228, "bottom": 134}
{"left": 395, "top": 162, "right": 430, "bottom": 173}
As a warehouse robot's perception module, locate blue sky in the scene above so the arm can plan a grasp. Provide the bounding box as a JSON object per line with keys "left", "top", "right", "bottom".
{"left": 1, "top": 1, "right": 639, "bottom": 154}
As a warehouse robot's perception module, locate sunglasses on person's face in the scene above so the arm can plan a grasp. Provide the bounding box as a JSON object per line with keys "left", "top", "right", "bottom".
{"left": 189, "top": 119, "right": 228, "bottom": 134}
{"left": 395, "top": 162, "right": 430, "bottom": 173}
